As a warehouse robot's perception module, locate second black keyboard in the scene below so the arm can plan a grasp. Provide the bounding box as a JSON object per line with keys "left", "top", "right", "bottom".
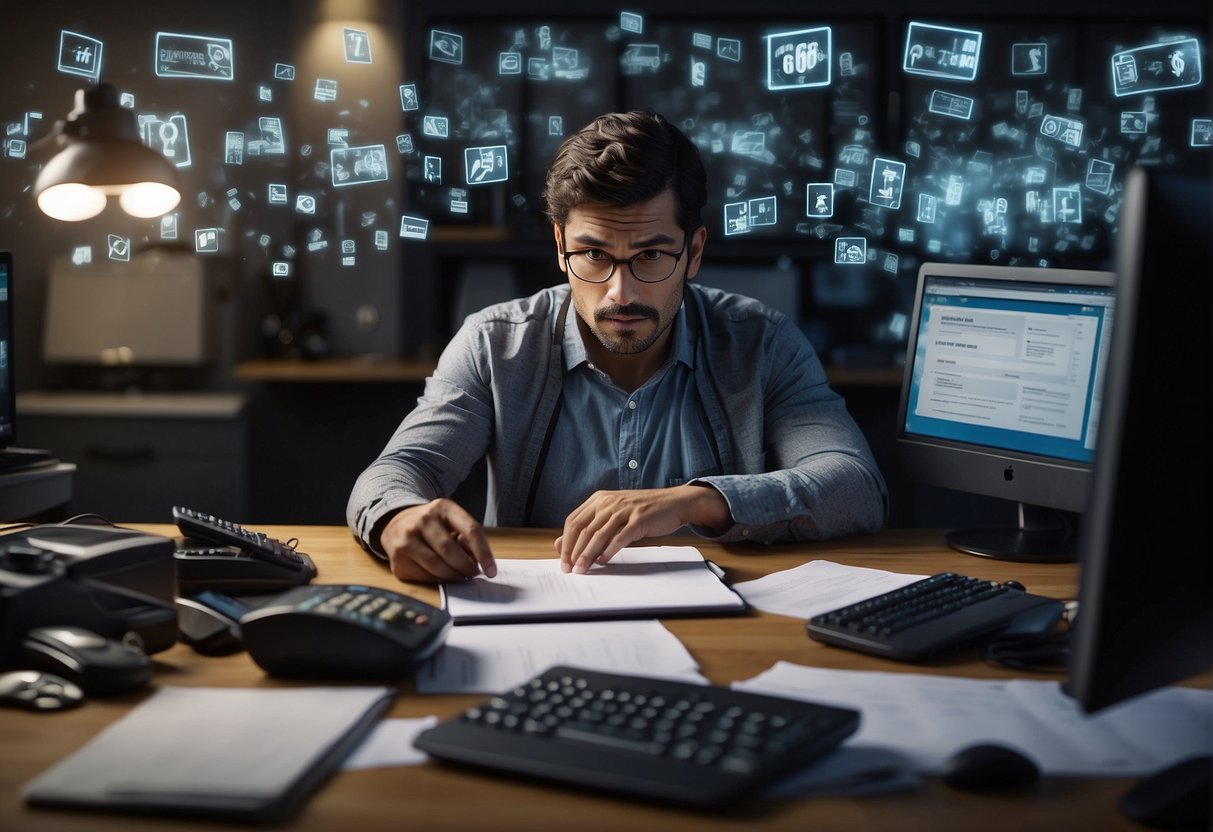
{"left": 806, "top": 572, "right": 1062, "bottom": 661}
{"left": 414, "top": 665, "right": 860, "bottom": 807}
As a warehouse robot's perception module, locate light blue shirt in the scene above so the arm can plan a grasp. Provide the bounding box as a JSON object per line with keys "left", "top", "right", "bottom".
{"left": 528, "top": 304, "right": 719, "bottom": 527}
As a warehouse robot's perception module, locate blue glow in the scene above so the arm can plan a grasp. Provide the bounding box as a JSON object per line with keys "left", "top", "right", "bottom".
{"left": 869, "top": 157, "right": 906, "bottom": 210}
{"left": 154, "top": 32, "right": 234, "bottom": 81}
{"left": 273, "top": 63, "right": 294, "bottom": 81}
{"left": 928, "top": 89, "right": 974, "bottom": 120}
{"left": 806, "top": 183, "right": 834, "bottom": 218}
{"left": 917, "top": 193, "right": 938, "bottom": 224}
{"left": 139, "top": 114, "right": 192, "bottom": 168}
{"left": 57, "top": 30, "right": 103, "bottom": 80}
{"left": 1040, "top": 114, "right": 1084, "bottom": 147}
{"left": 332, "top": 145, "right": 388, "bottom": 187}
{"left": 1011, "top": 43, "right": 1047, "bottom": 76}
{"left": 903, "top": 22, "right": 982, "bottom": 82}
{"left": 620, "top": 12, "right": 643, "bottom": 35}
{"left": 749, "top": 196, "right": 777, "bottom": 227}
{"left": 717, "top": 38, "right": 741, "bottom": 63}
{"left": 1191, "top": 119, "right": 1213, "bottom": 147}
{"left": 1085, "top": 159, "right": 1114, "bottom": 195}
{"left": 295, "top": 194, "right": 316, "bottom": 214}
{"left": 621, "top": 44, "right": 661, "bottom": 74}
{"left": 343, "top": 28, "right": 372, "bottom": 63}
{"left": 1111, "top": 37, "right": 1202, "bottom": 97}
{"left": 224, "top": 132, "right": 243, "bottom": 165}
{"left": 314, "top": 79, "right": 337, "bottom": 102}
{"left": 1053, "top": 187, "right": 1082, "bottom": 224}
{"left": 107, "top": 235, "right": 130, "bottom": 262}
{"left": 400, "top": 83, "right": 419, "bottom": 111}
{"left": 268, "top": 184, "right": 287, "bottom": 204}
{"left": 723, "top": 202, "right": 749, "bottom": 236}
{"left": 422, "top": 116, "right": 449, "bottom": 138}
{"left": 429, "top": 30, "right": 464, "bottom": 65}
{"left": 834, "top": 237, "right": 867, "bottom": 264}
{"left": 423, "top": 156, "right": 441, "bottom": 183}
{"left": 464, "top": 145, "right": 509, "bottom": 185}
{"left": 498, "top": 53, "right": 522, "bottom": 75}
{"left": 766, "top": 27, "right": 832, "bottom": 91}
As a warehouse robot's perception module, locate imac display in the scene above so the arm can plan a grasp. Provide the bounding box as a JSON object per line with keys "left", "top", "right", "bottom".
{"left": 897, "top": 262, "right": 1116, "bottom": 560}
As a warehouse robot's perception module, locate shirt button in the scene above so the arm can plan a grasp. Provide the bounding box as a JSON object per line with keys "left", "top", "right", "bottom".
{"left": 627, "top": 459, "right": 638, "bottom": 470}
{"left": 741, "top": 529, "right": 750, "bottom": 537}
{"left": 627, "top": 400, "right": 637, "bottom": 410}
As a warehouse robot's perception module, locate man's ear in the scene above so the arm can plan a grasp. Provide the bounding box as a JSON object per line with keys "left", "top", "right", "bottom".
{"left": 685, "top": 224, "right": 708, "bottom": 281}
{"left": 553, "top": 222, "right": 567, "bottom": 274}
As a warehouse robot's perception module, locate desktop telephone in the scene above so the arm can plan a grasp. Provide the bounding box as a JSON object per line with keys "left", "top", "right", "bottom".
{"left": 172, "top": 506, "right": 318, "bottom": 593}
{"left": 180, "top": 584, "right": 452, "bottom": 679}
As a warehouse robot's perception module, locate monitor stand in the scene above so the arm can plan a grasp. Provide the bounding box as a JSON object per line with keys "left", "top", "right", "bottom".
{"left": 945, "top": 503, "right": 1076, "bottom": 563}
{"left": 1119, "top": 755, "right": 1211, "bottom": 830}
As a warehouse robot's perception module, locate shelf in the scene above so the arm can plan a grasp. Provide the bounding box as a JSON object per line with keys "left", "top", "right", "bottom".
{"left": 233, "top": 357, "right": 437, "bottom": 383}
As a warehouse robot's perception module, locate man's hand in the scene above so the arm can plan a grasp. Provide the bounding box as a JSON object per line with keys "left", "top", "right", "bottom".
{"left": 378, "top": 499, "right": 496, "bottom": 583}
{"left": 556, "top": 484, "right": 731, "bottom": 574}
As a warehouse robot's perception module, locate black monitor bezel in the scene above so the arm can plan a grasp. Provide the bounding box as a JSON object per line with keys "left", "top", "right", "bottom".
{"left": 0, "top": 250, "right": 13, "bottom": 448}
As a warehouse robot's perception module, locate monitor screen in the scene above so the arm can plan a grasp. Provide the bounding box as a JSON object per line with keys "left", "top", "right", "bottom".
{"left": 897, "top": 262, "right": 1115, "bottom": 561}
{"left": 0, "top": 251, "right": 13, "bottom": 448}
{"left": 1066, "top": 167, "right": 1212, "bottom": 715}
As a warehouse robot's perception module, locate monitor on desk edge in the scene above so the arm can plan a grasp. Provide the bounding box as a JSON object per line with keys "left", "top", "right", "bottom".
{"left": 0, "top": 250, "right": 15, "bottom": 448}
{"left": 896, "top": 261, "right": 1116, "bottom": 562}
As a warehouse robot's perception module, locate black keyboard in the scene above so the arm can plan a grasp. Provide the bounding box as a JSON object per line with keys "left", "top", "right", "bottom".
{"left": 415, "top": 665, "right": 859, "bottom": 807}
{"left": 806, "top": 572, "right": 1062, "bottom": 661}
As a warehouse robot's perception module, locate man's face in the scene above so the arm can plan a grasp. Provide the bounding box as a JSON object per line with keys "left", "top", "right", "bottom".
{"left": 554, "top": 190, "right": 706, "bottom": 357}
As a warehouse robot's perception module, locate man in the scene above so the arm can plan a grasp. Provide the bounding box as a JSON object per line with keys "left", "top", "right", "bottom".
{"left": 348, "top": 111, "right": 887, "bottom": 583}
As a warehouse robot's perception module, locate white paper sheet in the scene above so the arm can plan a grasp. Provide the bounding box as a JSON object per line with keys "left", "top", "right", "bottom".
{"left": 734, "top": 662, "right": 1213, "bottom": 776}
{"left": 416, "top": 619, "right": 704, "bottom": 693}
{"left": 442, "top": 546, "right": 744, "bottom": 622}
{"left": 342, "top": 717, "right": 438, "bottom": 770}
{"left": 733, "top": 560, "right": 927, "bottom": 619}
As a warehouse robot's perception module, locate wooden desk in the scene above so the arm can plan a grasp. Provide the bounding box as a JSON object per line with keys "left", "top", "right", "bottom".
{"left": 0, "top": 528, "right": 1166, "bottom": 831}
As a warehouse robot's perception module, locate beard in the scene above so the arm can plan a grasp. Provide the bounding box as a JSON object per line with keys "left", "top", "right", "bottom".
{"left": 591, "top": 301, "right": 664, "bottom": 354}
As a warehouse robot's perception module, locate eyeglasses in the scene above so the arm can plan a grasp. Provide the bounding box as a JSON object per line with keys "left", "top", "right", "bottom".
{"left": 562, "top": 234, "right": 688, "bottom": 284}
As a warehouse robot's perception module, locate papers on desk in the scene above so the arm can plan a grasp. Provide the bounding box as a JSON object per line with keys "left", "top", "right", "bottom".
{"left": 734, "top": 662, "right": 1213, "bottom": 777}
{"left": 23, "top": 686, "right": 393, "bottom": 823}
{"left": 733, "top": 559, "right": 927, "bottom": 619}
{"left": 441, "top": 546, "right": 745, "bottom": 623}
{"left": 417, "top": 619, "right": 706, "bottom": 693}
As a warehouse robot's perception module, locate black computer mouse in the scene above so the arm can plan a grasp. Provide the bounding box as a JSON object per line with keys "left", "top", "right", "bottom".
{"left": 0, "top": 670, "right": 84, "bottom": 711}
{"left": 942, "top": 743, "right": 1041, "bottom": 790}
{"left": 20, "top": 626, "right": 154, "bottom": 696}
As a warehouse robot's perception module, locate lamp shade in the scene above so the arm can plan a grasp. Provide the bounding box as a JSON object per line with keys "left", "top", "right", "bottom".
{"left": 34, "top": 84, "right": 181, "bottom": 222}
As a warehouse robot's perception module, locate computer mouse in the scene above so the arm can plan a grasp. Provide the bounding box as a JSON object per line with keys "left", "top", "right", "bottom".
{"left": 1003, "top": 580, "right": 1026, "bottom": 592}
{"left": 20, "top": 625, "right": 154, "bottom": 696}
{"left": 942, "top": 743, "right": 1040, "bottom": 790}
{"left": 0, "top": 670, "right": 84, "bottom": 711}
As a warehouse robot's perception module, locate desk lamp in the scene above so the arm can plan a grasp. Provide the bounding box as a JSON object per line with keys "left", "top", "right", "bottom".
{"left": 33, "top": 83, "right": 181, "bottom": 222}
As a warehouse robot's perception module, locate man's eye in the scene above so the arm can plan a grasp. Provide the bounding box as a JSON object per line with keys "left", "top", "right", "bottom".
{"left": 582, "top": 249, "right": 609, "bottom": 261}
{"left": 637, "top": 250, "right": 665, "bottom": 261}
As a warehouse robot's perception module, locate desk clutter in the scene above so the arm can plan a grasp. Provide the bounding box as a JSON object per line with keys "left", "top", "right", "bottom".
{"left": 2, "top": 518, "right": 1210, "bottom": 825}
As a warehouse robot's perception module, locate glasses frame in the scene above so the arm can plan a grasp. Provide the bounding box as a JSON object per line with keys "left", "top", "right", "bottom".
{"left": 561, "top": 233, "right": 689, "bottom": 284}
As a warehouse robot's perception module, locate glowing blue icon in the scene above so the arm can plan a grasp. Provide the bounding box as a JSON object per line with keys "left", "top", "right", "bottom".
{"left": 498, "top": 52, "right": 522, "bottom": 75}
{"left": 272, "top": 262, "right": 290, "bottom": 277}
{"left": 258, "top": 86, "right": 272, "bottom": 102}
{"left": 1085, "top": 159, "right": 1114, "bottom": 195}
{"left": 195, "top": 228, "right": 220, "bottom": 253}
{"left": 883, "top": 253, "right": 899, "bottom": 274}
{"left": 903, "top": 22, "right": 982, "bottom": 82}
{"left": 107, "top": 235, "right": 131, "bottom": 262}
{"left": 1190, "top": 118, "right": 1213, "bottom": 147}
{"left": 258, "top": 117, "right": 285, "bottom": 155}
{"left": 159, "top": 215, "right": 177, "bottom": 240}
{"left": 267, "top": 184, "right": 288, "bottom": 204}
{"left": 730, "top": 131, "right": 766, "bottom": 159}
{"left": 343, "top": 28, "right": 371, "bottom": 63}
{"left": 1011, "top": 43, "right": 1047, "bottom": 76}
{"left": 548, "top": 116, "right": 563, "bottom": 136}
{"left": 621, "top": 44, "right": 661, "bottom": 74}
{"left": 332, "top": 145, "right": 388, "bottom": 187}
{"left": 4, "top": 139, "right": 25, "bottom": 160}
{"left": 224, "top": 132, "right": 244, "bottom": 165}
{"left": 838, "top": 143, "right": 868, "bottom": 167}
{"left": 400, "top": 83, "right": 419, "bottom": 111}
{"left": 341, "top": 240, "right": 356, "bottom": 267}
{"left": 749, "top": 196, "right": 777, "bottom": 227}
{"left": 1119, "top": 112, "right": 1148, "bottom": 134}
{"left": 945, "top": 175, "right": 964, "bottom": 206}
{"left": 691, "top": 59, "right": 706, "bottom": 87}
{"left": 928, "top": 89, "right": 974, "bottom": 120}
{"left": 869, "top": 158, "right": 906, "bottom": 210}
{"left": 399, "top": 215, "right": 430, "bottom": 240}
{"left": 465, "top": 146, "right": 509, "bottom": 185}
{"left": 1040, "top": 114, "right": 1084, "bottom": 147}
{"left": 620, "top": 12, "right": 643, "bottom": 34}
{"left": 273, "top": 63, "right": 294, "bottom": 81}
{"left": 328, "top": 128, "right": 349, "bottom": 147}
{"left": 528, "top": 57, "right": 550, "bottom": 80}
{"left": 723, "top": 202, "right": 749, "bottom": 236}
{"left": 806, "top": 183, "right": 834, "bottom": 218}
{"left": 834, "top": 168, "right": 857, "bottom": 188}
{"left": 917, "top": 193, "right": 938, "bottom": 223}
{"left": 140, "top": 114, "right": 191, "bottom": 168}
{"left": 1053, "top": 187, "right": 1082, "bottom": 224}
{"left": 374, "top": 230, "right": 389, "bottom": 251}
{"left": 395, "top": 134, "right": 414, "bottom": 154}
{"left": 422, "top": 116, "right": 449, "bottom": 138}
{"left": 295, "top": 194, "right": 316, "bottom": 214}
{"left": 450, "top": 189, "right": 469, "bottom": 214}
{"left": 840, "top": 52, "right": 855, "bottom": 77}
{"left": 71, "top": 245, "right": 92, "bottom": 265}
{"left": 154, "top": 32, "right": 234, "bottom": 80}
{"left": 692, "top": 33, "right": 712, "bottom": 50}
{"left": 834, "top": 237, "right": 867, "bottom": 265}
{"left": 57, "top": 30, "right": 103, "bottom": 80}
{"left": 424, "top": 156, "right": 442, "bottom": 183}
{"left": 766, "top": 27, "right": 832, "bottom": 90}
{"left": 552, "top": 47, "right": 584, "bottom": 79}
{"left": 314, "top": 79, "right": 337, "bottom": 102}
{"left": 1111, "top": 38, "right": 1202, "bottom": 97}
{"left": 717, "top": 38, "right": 741, "bottom": 63}
{"left": 429, "top": 29, "right": 463, "bottom": 65}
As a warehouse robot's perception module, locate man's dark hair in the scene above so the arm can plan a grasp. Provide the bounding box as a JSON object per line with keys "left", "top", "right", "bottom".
{"left": 543, "top": 111, "right": 707, "bottom": 232}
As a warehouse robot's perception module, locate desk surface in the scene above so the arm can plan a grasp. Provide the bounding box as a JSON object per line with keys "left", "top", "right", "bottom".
{"left": 0, "top": 527, "right": 1179, "bottom": 831}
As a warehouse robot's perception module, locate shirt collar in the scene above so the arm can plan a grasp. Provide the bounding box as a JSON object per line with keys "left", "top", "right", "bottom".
{"left": 562, "top": 301, "right": 693, "bottom": 372}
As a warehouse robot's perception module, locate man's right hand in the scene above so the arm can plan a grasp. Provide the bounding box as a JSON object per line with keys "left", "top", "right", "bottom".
{"left": 377, "top": 499, "right": 497, "bottom": 583}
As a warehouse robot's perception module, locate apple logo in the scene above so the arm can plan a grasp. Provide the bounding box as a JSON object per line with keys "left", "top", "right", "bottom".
{"left": 1003, "top": 465, "right": 1015, "bottom": 482}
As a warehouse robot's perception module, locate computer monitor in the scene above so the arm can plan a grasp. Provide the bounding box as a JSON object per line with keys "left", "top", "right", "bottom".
{"left": 1066, "top": 167, "right": 1212, "bottom": 716}
{"left": 896, "top": 262, "right": 1116, "bottom": 561}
